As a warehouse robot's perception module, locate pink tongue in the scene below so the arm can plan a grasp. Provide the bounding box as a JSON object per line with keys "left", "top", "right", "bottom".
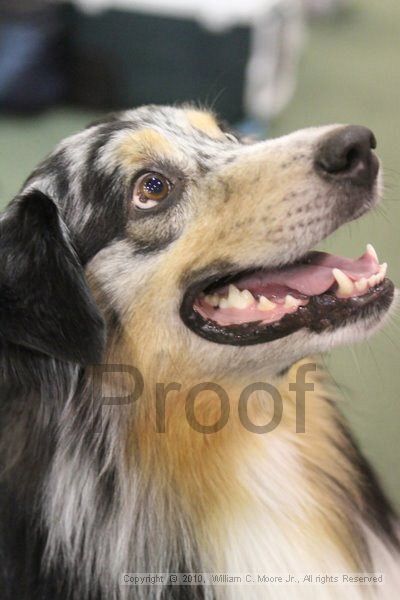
{"left": 236, "top": 251, "right": 379, "bottom": 297}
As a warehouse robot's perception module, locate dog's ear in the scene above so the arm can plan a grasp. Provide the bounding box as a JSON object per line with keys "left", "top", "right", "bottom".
{"left": 0, "top": 190, "right": 105, "bottom": 364}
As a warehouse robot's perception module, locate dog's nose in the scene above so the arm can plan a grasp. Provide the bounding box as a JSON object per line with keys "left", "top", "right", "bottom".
{"left": 315, "top": 125, "right": 379, "bottom": 186}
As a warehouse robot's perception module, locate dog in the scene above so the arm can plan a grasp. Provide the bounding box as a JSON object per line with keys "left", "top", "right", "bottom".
{"left": 0, "top": 105, "right": 399, "bottom": 600}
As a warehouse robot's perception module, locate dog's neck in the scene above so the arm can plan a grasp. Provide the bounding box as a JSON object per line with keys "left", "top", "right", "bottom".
{"left": 108, "top": 355, "right": 370, "bottom": 573}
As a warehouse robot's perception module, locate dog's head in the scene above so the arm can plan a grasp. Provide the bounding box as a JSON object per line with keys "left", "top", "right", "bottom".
{"left": 0, "top": 106, "right": 394, "bottom": 378}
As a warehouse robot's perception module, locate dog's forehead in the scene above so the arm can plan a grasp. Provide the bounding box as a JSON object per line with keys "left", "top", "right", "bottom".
{"left": 86, "top": 105, "right": 237, "bottom": 173}
{"left": 120, "top": 105, "right": 226, "bottom": 139}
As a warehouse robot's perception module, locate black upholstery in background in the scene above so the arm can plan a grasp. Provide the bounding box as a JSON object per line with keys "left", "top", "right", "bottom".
{"left": 66, "top": 6, "right": 251, "bottom": 123}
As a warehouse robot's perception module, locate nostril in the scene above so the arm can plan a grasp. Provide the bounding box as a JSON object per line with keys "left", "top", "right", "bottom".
{"left": 320, "top": 143, "right": 360, "bottom": 174}
{"left": 315, "top": 125, "right": 378, "bottom": 186}
{"left": 340, "top": 144, "right": 362, "bottom": 174}
{"left": 345, "top": 146, "right": 360, "bottom": 169}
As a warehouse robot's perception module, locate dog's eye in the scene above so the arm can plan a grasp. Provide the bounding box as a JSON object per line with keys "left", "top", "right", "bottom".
{"left": 133, "top": 173, "right": 172, "bottom": 209}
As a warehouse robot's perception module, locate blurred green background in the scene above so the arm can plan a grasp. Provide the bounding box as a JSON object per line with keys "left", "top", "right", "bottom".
{"left": 0, "top": 1, "right": 399, "bottom": 506}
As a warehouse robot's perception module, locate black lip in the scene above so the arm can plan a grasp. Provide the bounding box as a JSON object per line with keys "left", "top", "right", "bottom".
{"left": 180, "top": 276, "right": 395, "bottom": 346}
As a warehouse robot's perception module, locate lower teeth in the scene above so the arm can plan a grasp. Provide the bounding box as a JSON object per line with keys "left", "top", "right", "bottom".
{"left": 204, "top": 285, "right": 304, "bottom": 312}
{"left": 204, "top": 269, "right": 386, "bottom": 310}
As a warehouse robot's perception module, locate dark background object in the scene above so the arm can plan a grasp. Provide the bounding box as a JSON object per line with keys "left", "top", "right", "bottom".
{"left": 0, "top": 1, "right": 251, "bottom": 122}
{"left": 0, "top": 1, "right": 67, "bottom": 113}
{"left": 66, "top": 7, "right": 250, "bottom": 122}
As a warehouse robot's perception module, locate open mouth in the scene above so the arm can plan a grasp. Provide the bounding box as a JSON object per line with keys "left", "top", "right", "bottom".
{"left": 181, "top": 244, "right": 394, "bottom": 345}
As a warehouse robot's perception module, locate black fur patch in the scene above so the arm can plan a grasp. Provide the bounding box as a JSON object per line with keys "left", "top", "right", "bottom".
{"left": 0, "top": 190, "right": 105, "bottom": 364}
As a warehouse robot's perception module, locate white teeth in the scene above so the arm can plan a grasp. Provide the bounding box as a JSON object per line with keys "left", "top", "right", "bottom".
{"left": 219, "top": 298, "right": 230, "bottom": 309}
{"left": 347, "top": 262, "right": 387, "bottom": 297}
{"left": 332, "top": 268, "right": 354, "bottom": 297}
{"left": 379, "top": 262, "right": 387, "bottom": 279}
{"left": 364, "top": 263, "right": 387, "bottom": 291}
{"left": 284, "top": 294, "right": 301, "bottom": 308}
{"left": 258, "top": 296, "right": 276, "bottom": 311}
{"left": 366, "top": 243, "right": 379, "bottom": 262}
{"left": 355, "top": 277, "right": 368, "bottom": 292}
{"left": 204, "top": 294, "right": 220, "bottom": 307}
{"left": 223, "top": 285, "right": 240, "bottom": 308}
{"left": 219, "top": 285, "right": 255, "bottom": 309}
{"left": 368, "top": 274, "right": 379, "bottom": 288}
{"left": 241, "top": 289, "right": 255, "bottom": 305}
{"left": 228, "top": 285, "right": 254, "bottom": 309}
{"left": 206, "top": 253, "right": 388, "bottom": 308}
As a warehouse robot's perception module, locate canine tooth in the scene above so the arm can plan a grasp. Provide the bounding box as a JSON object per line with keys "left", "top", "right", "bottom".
{"left": 355, "top": 277, "right": 368, "bottom": 292}
{"left": 284, "top": 294, "right": 300, "bottom": 308}
{"left": 332, "top": 268, "right": 354, "bottom": 297}
{"left": 204, "top": 294, "right": 220, "bottom": 307}
{"left": 366, "top": 243, "right": 379, "bottom": 262}
{"left": 258, "top": 296, "right": 276, "bottom": 311}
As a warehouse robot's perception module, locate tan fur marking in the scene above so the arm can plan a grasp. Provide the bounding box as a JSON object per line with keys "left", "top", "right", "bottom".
{"left": 117, "top": 128, "right": 176, "bottom": 168}
{"left": 105, "top": 310, "right": 366, "bottom": 574}
{"left": 185, "top": 110, "right": 225, "bottom": 138}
